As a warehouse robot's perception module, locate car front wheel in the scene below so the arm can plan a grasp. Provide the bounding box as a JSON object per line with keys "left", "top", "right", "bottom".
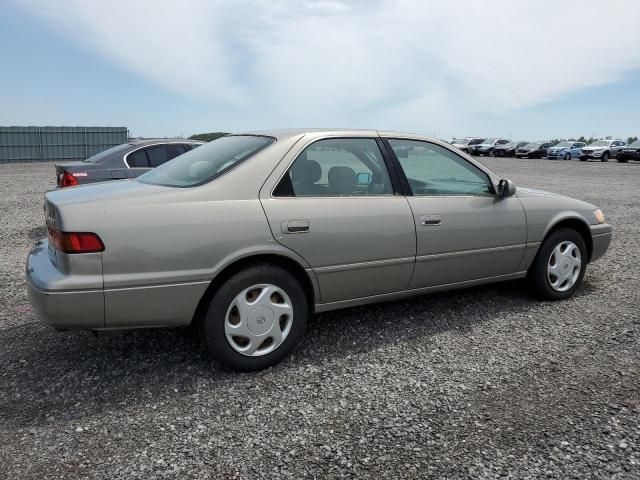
{"left": 529, "top": 228, "right": 587, "bottom": 300}
{"left": 201, "top": 264, "right": 308, "bottom": 371}
{"left": 564, "top": 153, "right": 571, "bottom": 161}
{"left": 601, "top": 152, "right": 610, "bottom": 162}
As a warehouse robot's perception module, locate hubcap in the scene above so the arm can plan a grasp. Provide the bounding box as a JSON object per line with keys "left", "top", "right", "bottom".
{"left": 547, "top": 241, "right": 582, "bottom": 292}
{"left": 224, "top": 284, "right": 293, "bottom": 357}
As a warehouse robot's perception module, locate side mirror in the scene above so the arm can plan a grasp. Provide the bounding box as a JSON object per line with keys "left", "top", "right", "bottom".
{"left": 497, "top": 179, "right": 516, "bottom": 198}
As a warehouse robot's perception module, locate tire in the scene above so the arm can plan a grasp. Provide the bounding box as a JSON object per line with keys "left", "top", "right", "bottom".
{"left": 528, "top": 228, "right": 587, "bottom": 301}
{"left": 601, "top": 152, "right": 609, "bottom": 162}
{"left": 564, "top": 153, "right": 571, "bottom": 161}
{"left": 200, "top": 264, "right": 308, "bottom": 371}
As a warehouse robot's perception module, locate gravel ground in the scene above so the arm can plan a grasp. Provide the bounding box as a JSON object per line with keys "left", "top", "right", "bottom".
{"left": 0, "top": 158, "right": 638, "bottom": 479}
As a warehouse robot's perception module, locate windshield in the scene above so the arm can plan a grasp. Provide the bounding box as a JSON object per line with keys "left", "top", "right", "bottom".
{"left": 137, "top": 135, "right": 275, "bottom": 187}
{"left": 469, "top": 138, "right": 485, "bottom": 145}
{"left": 590, "top": 140, "right": 610, "bottom": 147}
{"left": 481, "top": 138, "right": 496, "bottom": 144}
{"left": 452, "top": 139, "right": 470, "bottom": 145}
{"left": 525, "top": 143, "right": 541, "bottom": 149}
{"left": 84, "top": 143, "right": 131, "bottom": 163}
{"left": 554, "top": 141, "right": 571, "bottom": 148}
{"left": 630, "top": 140, "right": 640, "bottom": 148}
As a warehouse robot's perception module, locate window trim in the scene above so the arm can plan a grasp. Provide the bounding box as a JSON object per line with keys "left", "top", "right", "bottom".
{"left": 382, "top": 138, "right": 497, "bottom": 197}
{"left": 271, "top": 136, "right": 400, "bottom": 199}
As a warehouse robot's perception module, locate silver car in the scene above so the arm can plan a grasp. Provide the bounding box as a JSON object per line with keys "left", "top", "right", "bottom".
{"left": 27, "top": 129, "right": 612, "bottom": 371}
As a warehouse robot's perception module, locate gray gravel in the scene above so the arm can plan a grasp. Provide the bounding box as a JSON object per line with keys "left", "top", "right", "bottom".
{"left": 1, "top": 158, "right": 638, "bottom": 479}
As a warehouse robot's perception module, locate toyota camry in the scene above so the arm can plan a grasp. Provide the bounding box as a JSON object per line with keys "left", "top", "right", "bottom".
{"left": 26, "top": 129, "right": 612, "bottom": 371}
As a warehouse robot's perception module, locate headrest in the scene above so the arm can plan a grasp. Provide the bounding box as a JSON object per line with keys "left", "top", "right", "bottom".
{"left": 292, "top": 159, "right": 322, "bottom": 184}
{"left": 328, "top": 166, "right": 357, "bottom": 195}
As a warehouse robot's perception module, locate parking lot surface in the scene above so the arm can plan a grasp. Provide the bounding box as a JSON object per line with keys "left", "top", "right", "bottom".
{"left": 1, "top": 158, "right": 638, "bottom": 479}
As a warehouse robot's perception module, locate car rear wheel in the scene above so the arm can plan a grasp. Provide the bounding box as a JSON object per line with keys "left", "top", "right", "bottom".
{"left": 601, "top": 152, "right": 610, "bottom": 162}
{"left": 528, "top": 228, "right": 587, "bottom": 300}
{"left": 564, "top": 153, "right": 571, "bottom": 161}
{"left": 201, "top": 264, "right": 307, "bottom": 371}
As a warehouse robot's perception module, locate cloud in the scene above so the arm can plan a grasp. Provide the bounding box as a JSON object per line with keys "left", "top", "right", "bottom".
{"left": 18, "top": 0, "right": 640, "bottom": 133}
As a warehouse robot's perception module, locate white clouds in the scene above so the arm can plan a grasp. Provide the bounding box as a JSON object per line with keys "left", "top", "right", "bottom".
{"left": 19, "top": 0, "right": 640, "bottom": 133}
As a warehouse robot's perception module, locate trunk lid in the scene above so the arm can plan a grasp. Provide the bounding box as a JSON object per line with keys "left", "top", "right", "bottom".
{"left": 46, "top": 179, "right": 170, "bottom": 206}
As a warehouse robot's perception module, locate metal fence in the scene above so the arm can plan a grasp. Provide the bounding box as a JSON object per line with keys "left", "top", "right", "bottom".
{"left": 0, "top": 126, "right": 129, "bottom": 163}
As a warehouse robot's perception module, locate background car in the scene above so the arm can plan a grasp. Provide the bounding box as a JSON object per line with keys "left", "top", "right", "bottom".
{"left": 492, "top": 141, "right": 527, "bottom": 157}
{"left": 468, "top": 138, "right": 511, "bottom": 156}
{"left": 616, "top": 139, "right": 640, "bottom": 163}
{"left": 547, "top": 141, "right": 586, "bottom": 160}
{"left": 580, "top": 139, "right": 626, "bottom": 162}
{"left": 55, "top": 139, "right": 204, "bottom": 187}
{"left": 515, "top": 142, "right": 553, "bottom": 159}
{"left": 450, "top": 137, "right": 485, "bottom": 153}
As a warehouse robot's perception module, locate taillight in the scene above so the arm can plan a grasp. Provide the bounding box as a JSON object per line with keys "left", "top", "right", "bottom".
{"left": 47, "top": 227, "right": 104, "bottom": 253}
{"left": 59, "top": 171, "right": 79, "bottom": 187}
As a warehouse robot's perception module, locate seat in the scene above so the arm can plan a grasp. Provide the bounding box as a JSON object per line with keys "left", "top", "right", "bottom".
{"left": 328, "top": 166, "right": 357, "bottom": 195}
{"left": 292, "top": 158, "right": 327, "bottom": 196}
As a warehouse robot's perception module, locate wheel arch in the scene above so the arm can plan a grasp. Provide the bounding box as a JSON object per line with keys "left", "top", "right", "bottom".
{"left": 541, "top": 216, "right": 593, "bottom": 262}
{"left": 192, "top": 252, "right": 318, "bottom": 325}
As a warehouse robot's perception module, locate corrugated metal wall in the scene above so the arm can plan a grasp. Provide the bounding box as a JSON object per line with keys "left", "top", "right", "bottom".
{"left": 0, "top": 126, "right": 128, "bottom": 163}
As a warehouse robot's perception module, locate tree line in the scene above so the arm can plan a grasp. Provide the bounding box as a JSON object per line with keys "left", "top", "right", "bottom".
{"left": 188, "top": 132, "right": 229, "bottom": 142}
{"left": 548, "top": 136, "right": 638, "bottom": 145}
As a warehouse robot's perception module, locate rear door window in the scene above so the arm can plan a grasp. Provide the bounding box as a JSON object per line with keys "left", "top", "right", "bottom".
{"left": 275, "top": 138, "right": 393, "bottom": 197}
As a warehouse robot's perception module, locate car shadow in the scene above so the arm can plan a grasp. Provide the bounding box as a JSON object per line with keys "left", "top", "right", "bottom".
{"left": 0, "top": 278, "right": 590, "bottom": 428}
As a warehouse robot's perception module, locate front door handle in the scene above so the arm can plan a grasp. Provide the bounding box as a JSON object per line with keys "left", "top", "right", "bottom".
{"left": 282, "top": 220, "right": 310, "bottom": 234}
{"left": 420, "top": 214, "right": 442, "bottom": 226}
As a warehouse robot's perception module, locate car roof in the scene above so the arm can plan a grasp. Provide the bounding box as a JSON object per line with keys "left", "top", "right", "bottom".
{"left": 236, "top": 128, "right": 460, "bottom": 144}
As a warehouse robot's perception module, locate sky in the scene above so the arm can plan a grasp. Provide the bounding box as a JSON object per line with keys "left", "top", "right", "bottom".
{"left": 1, "top": 0, "right": 640, "bottom": 140}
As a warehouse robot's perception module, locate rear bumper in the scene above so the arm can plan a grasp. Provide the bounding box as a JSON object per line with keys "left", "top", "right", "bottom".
{"left": 26, "top": 240, "right": 104, "bottom": 329}
{"left": 590, "top": 224, "right": 612, "bottom": 262}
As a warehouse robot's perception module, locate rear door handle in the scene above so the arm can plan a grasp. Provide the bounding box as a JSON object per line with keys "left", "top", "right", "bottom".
{"left": 282, "top": 220, "right": 310, "bottom": 234}
{"left": 420, "top": 214, "right": 442, "bottom": 226}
